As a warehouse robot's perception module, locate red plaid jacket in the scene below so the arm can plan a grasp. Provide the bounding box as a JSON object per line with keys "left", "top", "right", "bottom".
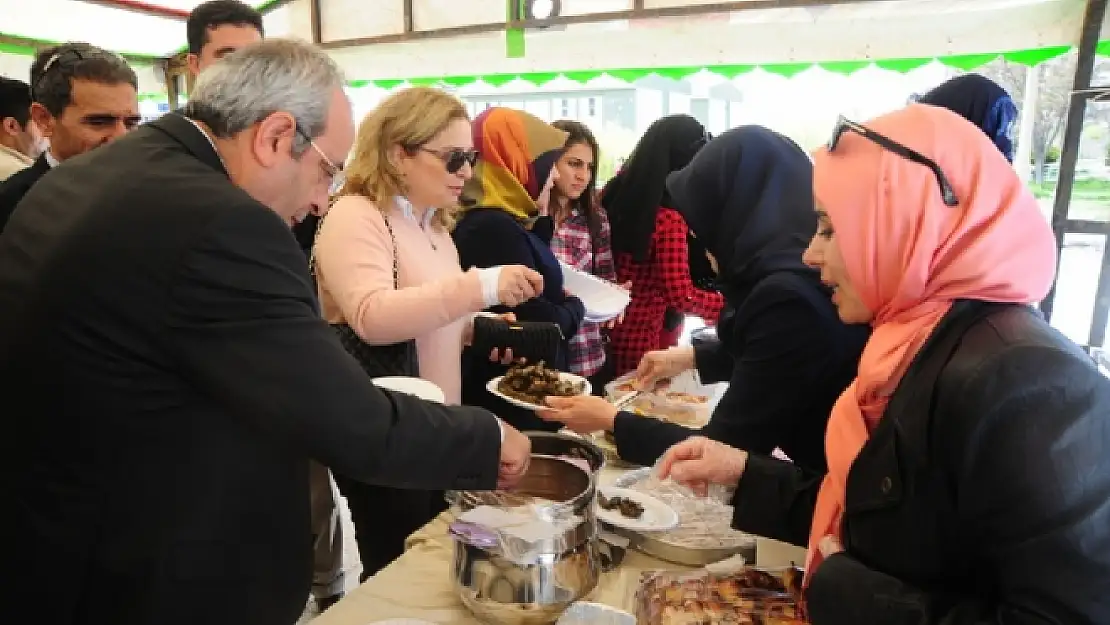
{"left": 550, "top": 207, "right": 618, "bottom": 376}
{"left": 608, "top": 207, "right": 724, "bottom": 376}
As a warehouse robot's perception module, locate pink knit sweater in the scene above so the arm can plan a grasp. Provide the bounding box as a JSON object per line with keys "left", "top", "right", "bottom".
{"left": 313, "top": 195, "right": 488, "bottom": 404}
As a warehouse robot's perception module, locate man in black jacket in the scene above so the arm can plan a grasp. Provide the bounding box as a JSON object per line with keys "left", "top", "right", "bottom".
{"left": 185, "top": 1, "right": 349, "bottom": 614}
{"left": 0, "top": 42, "right": 139, "bottom": 233}
{"left": 0, "top": 39, "right": 530, "bottom": 625}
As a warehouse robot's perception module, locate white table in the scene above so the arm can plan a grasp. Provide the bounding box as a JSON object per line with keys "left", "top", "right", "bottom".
{"left": 312, "top": 465, "right": 806, "bottom": 624}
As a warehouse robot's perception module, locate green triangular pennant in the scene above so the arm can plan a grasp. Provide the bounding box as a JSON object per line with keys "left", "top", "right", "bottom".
{"left": 760, "top": 63, "right": 811, "bottom": 78}
{"left": 442, "top": 75, "right": 478, "bottom": 87}
{"left": 562, "top": 71, "right": 601, "bottom": 83}
{"left": 818, "top": 61, "right": 870, "bottom": 75}
{"left": 480, "top": 73, "right": 519, "bottom": 87}
{"left": 1004, "top": 46, "right": 1070, "bottom": 66}
{"left": 653, "top": 66, "right": 701, "bottom": 81}
{"left": 939, "top": 53, "right": 999, "bottom": 71}
{"left": 874, "top": 58, "right": 933, "bottom": 73}
{"left": 520, "top": 72, "right": 560, "bottom": 86}
{"left": 605, "top": 68, "right": 650, "bottom": 83}
{"left": 707, "top": 64, "right": 755, "bottom": 79}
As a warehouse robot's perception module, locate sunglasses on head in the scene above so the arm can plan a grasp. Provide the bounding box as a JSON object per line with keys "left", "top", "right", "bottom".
{"left": 33, "top": 47, "right": 87, "bottom": 101}
{"left": 418, "top": 147, "right": 479, "bottom": 174}
{"left": 828, "top": 115, "right": 958, "bottom": 207}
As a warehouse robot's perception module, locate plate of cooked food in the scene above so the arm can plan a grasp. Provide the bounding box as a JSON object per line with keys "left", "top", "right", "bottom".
{"left": 596, "top": 487, "right": 679, "bottom": 533}
{"left": 487, "top": 360, "right": 591, "bottom": 411}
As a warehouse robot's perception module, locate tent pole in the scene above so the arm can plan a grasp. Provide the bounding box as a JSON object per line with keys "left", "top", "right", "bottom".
{"left": 1013, "top": 63, "right": 1039, "bottom": 183}
{"left": 1040, "top": 0, "right": 1108, "bottom": 324}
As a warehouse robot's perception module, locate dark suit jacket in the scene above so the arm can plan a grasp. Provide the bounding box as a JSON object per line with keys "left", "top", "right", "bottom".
{"left": 0, "top": 113, "right": 502, "bottom": 625}
{"left": 0, "top": 152, "right": 50, "bottom": 234}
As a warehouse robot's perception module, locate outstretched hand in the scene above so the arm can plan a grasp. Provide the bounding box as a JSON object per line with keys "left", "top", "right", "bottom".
{"left": 656, "top": 436, "right": 748, "bottom": 497}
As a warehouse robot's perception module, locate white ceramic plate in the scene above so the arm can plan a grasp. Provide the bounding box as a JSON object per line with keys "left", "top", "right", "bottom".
{"left": 560, "top": 262, "right": 631, "bottom": 322}
{"left": 584, "top": 311, "right": 621, "bottom": 324}
{"left": 372, "top": 376, "right": 446, "bottom": 404}
{"left": 486, "top": 373, "right": 592, "bottom": 411}
{"left": 595, "top": 486, "right": 679, "bottom": 532}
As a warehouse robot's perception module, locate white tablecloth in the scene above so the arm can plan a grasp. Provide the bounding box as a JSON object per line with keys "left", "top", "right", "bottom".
{"left": 312, "top": 466, "right": 806, "bottom": 624}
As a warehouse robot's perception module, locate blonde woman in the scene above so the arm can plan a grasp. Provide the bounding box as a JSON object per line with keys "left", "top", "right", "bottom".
{"left": 313, "top": 87, "right": 542, "bottom": 579}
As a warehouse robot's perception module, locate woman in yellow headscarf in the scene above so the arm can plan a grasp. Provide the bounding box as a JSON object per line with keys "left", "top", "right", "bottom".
{"left": 453, "top": 107, "right": 586, "bottom": 431}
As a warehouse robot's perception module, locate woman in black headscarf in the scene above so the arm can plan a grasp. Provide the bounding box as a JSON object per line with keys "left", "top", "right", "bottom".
{"left": 540, "top": 126, "right": 870, "bottom": 473}
{"left": 917, "top": 73, "right": 1019, "bottom": 162}
{"left": 602, "top": 115, "right": 724, "bottom": 376}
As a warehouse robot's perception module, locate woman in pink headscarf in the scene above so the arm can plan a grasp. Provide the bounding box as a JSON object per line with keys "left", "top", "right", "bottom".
{"left": 656, "top": 104, "right": 1110, "bottom": 624}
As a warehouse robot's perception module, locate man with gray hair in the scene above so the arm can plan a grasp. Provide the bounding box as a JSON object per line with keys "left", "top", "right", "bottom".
{"left": 185, "top": 2, "right": 347, "bottom": 613}
{"left": 0, "top": 39, "right": 532, "bottom": 625}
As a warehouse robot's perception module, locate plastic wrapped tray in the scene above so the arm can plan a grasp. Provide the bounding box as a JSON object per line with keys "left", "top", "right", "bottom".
{"left": 634, "top": 567, "right": 808, "bottom": 625}
{"left": 556, "top": 601, "right": 636, "bottom": 625}
{"left": 605, "top": 468, "right": 755, "bottom": 566}
{"left": 605, "top": 371, "right": 713, "bottom": 428}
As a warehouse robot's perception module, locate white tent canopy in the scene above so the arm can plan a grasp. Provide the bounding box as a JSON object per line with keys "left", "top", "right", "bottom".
{"left": 0, "top": 0, "right": 1108, "bottom": 93}
{"left": 323, "top": 0, "right": 1110, "bottom": 80}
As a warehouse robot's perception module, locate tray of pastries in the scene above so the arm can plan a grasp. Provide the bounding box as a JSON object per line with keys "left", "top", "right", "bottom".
{"left": 604, "top": 372, "right": 712, "bottom": 428}
{"left": 634, "top": 566, "right": 808, "bottom": 625}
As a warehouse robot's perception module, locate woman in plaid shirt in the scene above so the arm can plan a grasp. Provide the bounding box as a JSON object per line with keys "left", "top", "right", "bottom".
{"left": 548, "top": 120, "right": 623, "bottom": 392}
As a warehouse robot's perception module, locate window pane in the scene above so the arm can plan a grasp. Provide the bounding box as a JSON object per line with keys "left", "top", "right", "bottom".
{"left": 1050, "top": 233, "right": 1104, "bottom": 345}
{"left": 1035, "top": 100, "right": 1110, "bottom": 222}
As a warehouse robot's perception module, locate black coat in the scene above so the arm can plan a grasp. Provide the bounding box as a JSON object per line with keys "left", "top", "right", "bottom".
{"left": 610, "top": 126, "right": 870, "bottom": 472}
{"left": 0, "top": 152, "right": 50, "bottom": 234}
{"left": 612, "top": 271, "right": 868, "bottom": 472}
{"left": 453, "top": 207, "right": 586, "bottom": 433}
{"left": 0, "top": 113, "right": 503, "bottom": 625}
{"left": 732, "top": 301, "right": 1110, "bottom": 624}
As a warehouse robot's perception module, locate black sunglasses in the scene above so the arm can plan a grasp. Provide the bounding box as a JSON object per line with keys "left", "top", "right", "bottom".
{"left": 419, "top": 147, "right": 479, "bottom": 174}
{"left": 828, "top": 115, "right": 958, "bottom": 207}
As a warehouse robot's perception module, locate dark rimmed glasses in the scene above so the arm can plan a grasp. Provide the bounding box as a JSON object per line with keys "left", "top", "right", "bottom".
{"left": 828, "top": 115, "right": 958, "bottom": 207}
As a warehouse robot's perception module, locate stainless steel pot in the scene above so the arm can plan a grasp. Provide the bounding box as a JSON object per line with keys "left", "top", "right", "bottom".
{"left": 525, "top": 431, "right": 605, "bottom": 474}
{"left": 449, "top": 455, "right": 602, "bottom": 624}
